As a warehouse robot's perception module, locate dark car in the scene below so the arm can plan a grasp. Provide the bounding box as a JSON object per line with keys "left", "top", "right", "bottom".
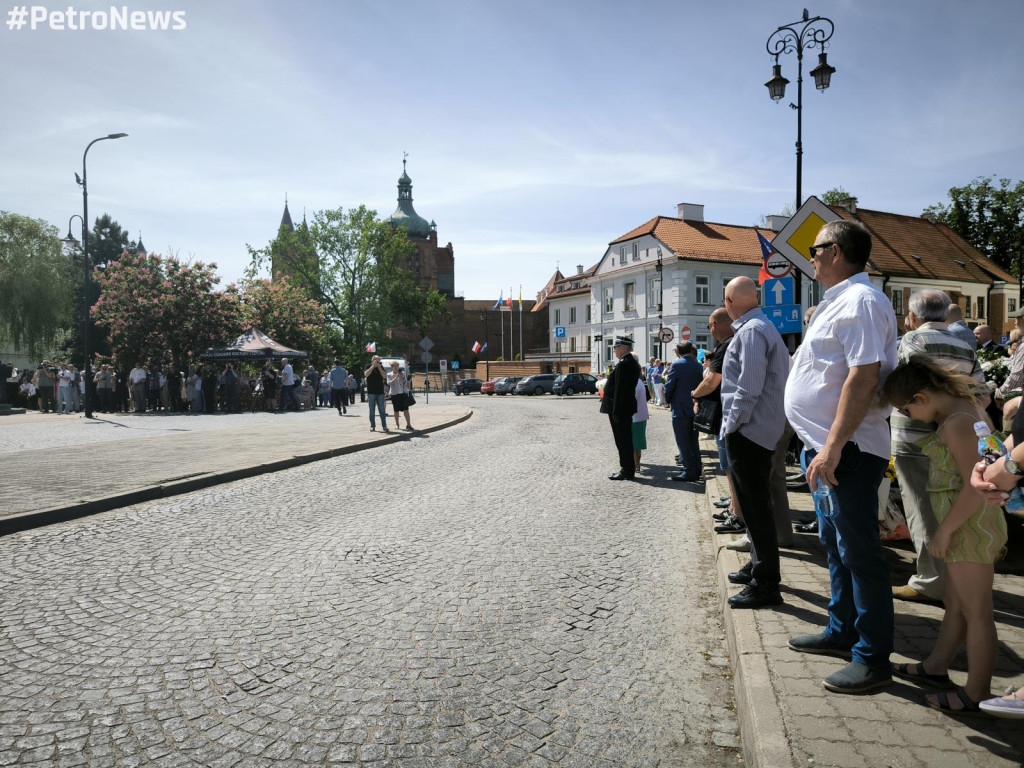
{"left": 452, "top": 378, "right": 483, "bottom": 395}
{"left": 515, "top": 374, "right": 557, "bottom": 395}
{"left": 553, "top": 372, "right": 598, "bottom": 396}
{"left": 494, "top": 376, "right": 521, "bottom": 395}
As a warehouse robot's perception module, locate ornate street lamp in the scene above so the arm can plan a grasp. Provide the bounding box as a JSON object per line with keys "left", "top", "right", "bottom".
{"left": 765, "top": 10, "right": 836, "bottom": 211}
{"left": 74, "top": 133, "right": 127, "bottom": 418}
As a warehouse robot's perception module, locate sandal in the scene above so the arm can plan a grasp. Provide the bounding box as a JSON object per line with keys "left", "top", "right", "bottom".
{"left": 926, "top": 687, "right": 984, "bottom": 715}
{"left": 891, "top": 662, "right": 956, "bottom": 690}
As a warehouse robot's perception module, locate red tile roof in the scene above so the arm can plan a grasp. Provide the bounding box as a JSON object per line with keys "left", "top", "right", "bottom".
{"left": 611, "top": 216, "right": 773, "bottom": 266}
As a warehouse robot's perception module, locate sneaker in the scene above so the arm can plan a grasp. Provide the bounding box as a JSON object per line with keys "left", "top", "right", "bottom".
{"left": 822, "top": 661, "right": 892, "bottom": 694}
{"left": 892, "top": 585, "right": 942, "bottom": 604}
{"left": 714, "top": 517, "right": 746, "bottom": 534}
{"left": 725, "top": 535, "right": 752, "bottom": 552}
{"left": 713, "top": 497, "right": 732, "bottom": 508}
{"left": 980, "top": 688, "right": 1024, "bottom": 719}
{"left": 787, "top": 633, "right": 853, "bottom": 659}
{"left": 370, "top": 426, "right": 376, "bottom": 432}
{"left": 728, "top": 585, "right": 783, "bottom": 609}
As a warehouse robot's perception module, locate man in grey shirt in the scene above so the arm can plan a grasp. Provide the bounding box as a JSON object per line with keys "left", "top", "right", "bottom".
{"left": 720, "top": 276, "right": 790, "bottom": 610}
{"left": 328, "top": 360, "right": 349, "bottom": 415}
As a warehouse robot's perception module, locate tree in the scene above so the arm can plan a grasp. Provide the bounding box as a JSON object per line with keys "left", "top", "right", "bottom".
{"left": 89, "top": 214, "right": 131, "bottom": 269}
{"left": 0, "top": 212, "right": 75, "bottom": 358}
{"left": 249, "top": 205, "right": 446, "bottom": 365}
{"left": 92, "top": 251, "right": 241, "bottom": 369}
{"left": 238, "top": 277, "right": 331, "bottom": 365}
{"left": 924, "top": 176, "right": 1024, "bottom": 279}
{"left": 820, "top": 186, "right": 854, "bottom": 206}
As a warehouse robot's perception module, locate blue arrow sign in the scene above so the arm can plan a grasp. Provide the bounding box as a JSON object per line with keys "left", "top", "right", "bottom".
{"left": 763, "top": 277, "right": 794, "bottom": 307}
{"left": 767, "top": 304, "right": 802, "bottom": 335}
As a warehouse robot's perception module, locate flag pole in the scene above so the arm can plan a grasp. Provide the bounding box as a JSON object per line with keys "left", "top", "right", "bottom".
{"left": 518, "top": 284, "right": 523, "bottom": 363}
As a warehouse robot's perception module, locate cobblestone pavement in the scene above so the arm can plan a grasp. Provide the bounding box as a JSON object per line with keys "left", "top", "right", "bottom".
{"left": 0, "top": 395, "right": 739, "bottom": 767}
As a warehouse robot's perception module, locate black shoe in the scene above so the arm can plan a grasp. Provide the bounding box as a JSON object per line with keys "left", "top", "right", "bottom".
{"left": 822, "top": 662, "right": 892, "bottom": 694}
{"left": 608, "top": 471, "right": 635, "bottom": 481}
{"left": 714, "top": 517, "right": 746, "bottom": 534}
{"left": 712, "top": 510, "right": 731, "bottom": 522}
{"left": 787, "top": 632, "right": 854, "bottom": 659}
{"left": 728, "top": 585, "right": 783, "bottom": 609}
{"left": 671, "top": 473, "right": 701, "bottom": 482}
{"left": 728, "top": 569, "right": 753, "bottom": 585}
{"left": 713, "top": 497, "right": 732, "bottom": 508}
{"left": 795, "top": 520, "right": 819, "bottom": 534}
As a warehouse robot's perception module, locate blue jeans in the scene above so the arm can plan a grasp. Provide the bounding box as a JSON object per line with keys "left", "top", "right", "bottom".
{"left": 672, "top": 413, "right": 700, "bottom": 476}
{"left": 367, "top": 393, "right": 388, "bottom": 430}
{"left": 278, "top": 384, "right": 298, "bottom": 411}
{"left": 803, "top": 444, "right": 892, "bottom": 668}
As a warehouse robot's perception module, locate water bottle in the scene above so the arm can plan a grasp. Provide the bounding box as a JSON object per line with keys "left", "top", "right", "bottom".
{"left": 974, "top": 422, "right": 1024, "bottom": 515}
{"left": 811, "top": 479, "right": 832, "bottom": 515}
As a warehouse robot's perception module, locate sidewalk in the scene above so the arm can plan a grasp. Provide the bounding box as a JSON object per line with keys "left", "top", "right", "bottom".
{"left": 0, "top": 403, "right": 471, "bottom": 536}
{"left": 702, "top": 438, "right": 1024, "bottom": 768}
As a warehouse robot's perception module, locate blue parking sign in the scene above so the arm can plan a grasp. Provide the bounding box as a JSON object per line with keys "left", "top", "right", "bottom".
{"left": 767, "top": 304, "right": 802, "bottom": 334}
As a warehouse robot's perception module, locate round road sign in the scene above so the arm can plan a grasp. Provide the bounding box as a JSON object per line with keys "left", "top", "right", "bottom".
{"left": 764, "top": 256, "right": 794, "bottom": 279}
{"left": 681, "top": 325, "right": 691, "bottom": 341}
{"left": 658, "top": 327, "right": 674, "bottom": 344}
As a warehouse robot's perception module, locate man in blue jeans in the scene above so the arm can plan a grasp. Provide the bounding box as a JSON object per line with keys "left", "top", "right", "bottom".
{"left": 664, "top": 341, "right": 705, "bottom": 482}
{"left": 784, "top": 220, "right": 898, "bottom": 694}
{"left": 363, "top": 355, "right": 389, "bottom": 432}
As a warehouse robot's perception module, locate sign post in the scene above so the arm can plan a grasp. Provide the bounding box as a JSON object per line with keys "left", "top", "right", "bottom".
{"left": 420, "top": 337, "right": 434, "bottom": 403}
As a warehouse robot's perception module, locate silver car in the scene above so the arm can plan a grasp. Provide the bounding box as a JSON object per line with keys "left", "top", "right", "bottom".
{"left": 494, "top": 376, "right": 521, "bottom": 395}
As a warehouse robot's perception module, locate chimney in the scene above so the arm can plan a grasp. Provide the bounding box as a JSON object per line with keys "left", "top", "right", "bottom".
{"left": 576, "top": 264, "right": 584, "bottom": 275}
{"left": 922, "top": 212, "right": 937, "bottom": 224}
{"left": 677, "top": 202, "right": 704, "bottom": 223}
{"left": 765, "top": 215, "right": 790, "bottom": 232}
{"left": 837, "top": 196, "right": 858, "bottom": 214}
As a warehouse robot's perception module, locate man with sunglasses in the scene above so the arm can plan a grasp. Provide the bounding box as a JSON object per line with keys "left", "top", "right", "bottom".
{"left": 784, "top": 220, "right": 898, "bottom": 694}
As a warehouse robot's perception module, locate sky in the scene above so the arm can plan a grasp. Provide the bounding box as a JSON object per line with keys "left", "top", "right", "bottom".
{"left": 3, "top": 0, "right": 1023, "bottom": 302}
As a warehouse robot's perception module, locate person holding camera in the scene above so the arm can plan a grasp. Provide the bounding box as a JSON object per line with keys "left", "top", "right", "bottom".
{"left": 364, "top": 355, "right": 389, "bottom": 432}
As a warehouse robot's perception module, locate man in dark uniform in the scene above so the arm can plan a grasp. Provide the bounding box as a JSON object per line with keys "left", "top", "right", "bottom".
{"left": 601, "top": 336, "right": 641, "bottom": 480}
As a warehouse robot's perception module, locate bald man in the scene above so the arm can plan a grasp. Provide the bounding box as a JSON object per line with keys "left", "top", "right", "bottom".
{"left": 974, "top": 324, "right": 1006, "bottom": 357}
{"left": 945, "top": 303, "right": 976, "bottom": 350}
{"left": 720, "top": 276, "right": 790, "bottom": 610}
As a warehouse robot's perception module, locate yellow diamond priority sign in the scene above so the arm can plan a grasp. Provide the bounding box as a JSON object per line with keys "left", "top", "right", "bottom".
{"left": 770, "top": 196, "right": 842, "bottom": 279}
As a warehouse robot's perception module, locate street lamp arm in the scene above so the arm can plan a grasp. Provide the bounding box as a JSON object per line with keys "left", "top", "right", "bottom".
{"left": 766, "top": 15, "right": 834, "bottom": 58}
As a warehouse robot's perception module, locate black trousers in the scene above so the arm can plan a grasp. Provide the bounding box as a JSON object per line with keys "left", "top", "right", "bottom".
{"left": 331, "top": 389, "right": 347, "bottom": 411}
{"left": 726, "top": 431, "right": 780, "bottom": 591}
{"left": 608, "top": 414, "right": 634, "bottom": 476}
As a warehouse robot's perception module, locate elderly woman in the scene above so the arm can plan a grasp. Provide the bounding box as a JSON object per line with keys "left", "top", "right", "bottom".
{"left": 387, "top": 361, "right": 414, "bottom": 431}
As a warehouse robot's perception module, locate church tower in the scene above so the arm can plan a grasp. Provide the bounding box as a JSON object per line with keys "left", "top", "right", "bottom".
{"left": 387, "top": 158, "right": 455, "bottom": 296}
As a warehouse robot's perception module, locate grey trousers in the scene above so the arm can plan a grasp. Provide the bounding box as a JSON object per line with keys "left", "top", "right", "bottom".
{"left": 893, "top": 452, "right": 946, "bottom": 599}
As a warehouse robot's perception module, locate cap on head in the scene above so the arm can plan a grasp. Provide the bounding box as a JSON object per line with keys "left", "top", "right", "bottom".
{"left": 613, "top": 336, "right": 634, "bottom": 348}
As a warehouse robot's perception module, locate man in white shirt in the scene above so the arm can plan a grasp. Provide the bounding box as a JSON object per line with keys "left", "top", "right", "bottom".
{"left": 278, "top": 357, "right": 299, "bottom": 411}
{"left": 129, "top": 363, "right": 148, "bottom": 413}
{"left": 56, "top": 364, "right": 73, "bottom": 414}
{"left": 784, "top": 220, "right": 898, "bottom": 695}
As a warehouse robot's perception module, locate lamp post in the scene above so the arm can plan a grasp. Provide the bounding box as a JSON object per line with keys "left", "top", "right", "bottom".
{"left": 74, "top": 133, "right": 128, "bottom": 418}
{"left": 765, "top": 10, "right": 836, "bottom": 212}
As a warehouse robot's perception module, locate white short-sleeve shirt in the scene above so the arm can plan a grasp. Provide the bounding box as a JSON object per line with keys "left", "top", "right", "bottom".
{"left": 784, "top": 272, "right": 897, "bottom": 460}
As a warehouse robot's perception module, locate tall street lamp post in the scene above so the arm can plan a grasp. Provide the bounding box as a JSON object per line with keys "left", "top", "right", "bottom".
{"left": 74, "top": 133, "right": 128, "bottom": 418}
{"left": 764, "top": 10, "right": 836, "bottom": 212}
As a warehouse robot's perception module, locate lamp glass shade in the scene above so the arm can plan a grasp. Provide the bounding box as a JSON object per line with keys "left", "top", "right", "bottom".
{"left": 765, "top": 63, "right": 789, "bottom": 102}
{"left": 810, "top": 53, "right": 836, "bottom": 91}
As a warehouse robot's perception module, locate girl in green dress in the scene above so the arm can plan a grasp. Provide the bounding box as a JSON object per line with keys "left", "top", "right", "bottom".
{"left": 880, "top": 355, "right": 1008, "bottom": 715}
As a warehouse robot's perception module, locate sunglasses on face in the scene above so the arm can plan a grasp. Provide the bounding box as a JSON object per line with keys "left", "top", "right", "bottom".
{"left": 809, "top": 242, "right": 835, "bottom": 259}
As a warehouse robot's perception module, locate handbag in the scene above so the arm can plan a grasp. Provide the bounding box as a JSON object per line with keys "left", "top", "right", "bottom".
{"left": 693, "top": 397, "right": 721, "bottom": 435}
{"left": 407, "top": 389, "right": 416, "bottom": 406}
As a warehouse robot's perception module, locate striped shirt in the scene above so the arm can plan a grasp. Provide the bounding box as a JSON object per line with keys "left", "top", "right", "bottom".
{"left": 997, "top": 343, "right": 1024, "bottom": 399}
{"left": 891, "top": 322, "right": 983, "bottom": 455}
{"left": 720, "top": 307, "right": 789, "bottom": 450}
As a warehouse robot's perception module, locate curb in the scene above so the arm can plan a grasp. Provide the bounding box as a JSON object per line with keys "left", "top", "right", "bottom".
{"left": 0, "top": 409, "right": 473, "bottom": 538}
{"left": 705, "top": 463, "right": 797, "bottom": 768}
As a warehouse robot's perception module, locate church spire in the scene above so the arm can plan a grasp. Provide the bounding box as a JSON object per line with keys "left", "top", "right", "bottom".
{"left": 280, "top": 195, "right": 294, "bottom": 233}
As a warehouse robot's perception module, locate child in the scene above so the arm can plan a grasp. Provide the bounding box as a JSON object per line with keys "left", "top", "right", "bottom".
{"left": 879, "top": 355, "right": 1008, "bottom": 714}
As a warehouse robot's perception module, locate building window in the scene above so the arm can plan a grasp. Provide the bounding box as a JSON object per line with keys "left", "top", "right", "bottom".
{"left": 604, "top": 286, "right": 613, "bottom": 314}
{"left": 649, "top": 337, "right": 661, "bottom": 360}
{"left": 695, "top": 334, "right": 709, "bottom": 350}
{"left": 570, "top": 336, "right": 577, "bottom": 352}
{"left": 619, "top": 246, "right": 626, "bottom": 265}
{"left": 891, "top": 291, "right": 904, "bottom": 316}
{"left": 605, "top": 340, "right": 614, "bottom": 366}
{"left": 569, "top": 306, "right": 577, "bottom": 323}
{"left": 624, "top": 282, "right": 636, "bottom": 311}
{"left": 722, "top": 277, "right": 731, "bottom": 303}
{"left": 586, "top": 335, "right": 592, "bottom": 352}
{"left": 632, "top": 243, "right": 640, "bottom": 261}
{"left": 585, "top": 304, "right": 592, "bottom": 323}
{"left": 648, "top": 276, "right": 662, "bottom": 312}
{"left": 1010, "top": 298, "right": 1018, "bottom": 315}
{"left": 965, "top": 299, "right": 972, "bottom": 319}
{"left": 554, "top": 308, "right": 561, "bottom": 325}
{"left": 695, "top": 275, "right": 710, "bottom": 305}
{"left": 978, "top": 296, "right": 985, "bottom": 318}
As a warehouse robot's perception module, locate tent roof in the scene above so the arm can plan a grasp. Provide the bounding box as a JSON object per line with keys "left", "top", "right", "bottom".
{"left": 200, "top": 327, "right": 307, "bottom": 361}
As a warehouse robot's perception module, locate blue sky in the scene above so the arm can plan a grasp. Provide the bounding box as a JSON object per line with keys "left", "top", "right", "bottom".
{"left": 2, "top": 0, "right": 1023, "bottom": 301}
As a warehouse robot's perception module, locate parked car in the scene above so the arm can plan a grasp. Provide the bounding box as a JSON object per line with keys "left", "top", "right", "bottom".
{"left": 452, "top": 378, "right": 483, "bottom": 395}
{"left": 494, "top": 376, "right": 521, "bottom": 395}
{"left": 481, "top": 378, "right": 500, "bottom": 395}
{"left": 553, "top": 372, "right": 598, "bottom": 396}
{"left": 515, "top": 374, "right": 557, "bottom": 395}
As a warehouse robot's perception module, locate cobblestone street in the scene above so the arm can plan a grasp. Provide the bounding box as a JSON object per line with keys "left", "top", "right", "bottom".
{"left": 0, "top": 396, "right": 738, "bottom": 767}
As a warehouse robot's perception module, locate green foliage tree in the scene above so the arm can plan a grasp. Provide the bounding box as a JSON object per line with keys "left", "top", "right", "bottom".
{"left": 89, "top": 214, "right": 131, "bottom": 269}
{"left": 92, "top": 252, "right": 241, "bottom": 370}
{"left": 923, "top": 176, "right": 1024, "bottom": 278}
{"left": 820, "top": 186, "right": 854, "bottom": 206}
{"left": 0, "top": 212, "right": 74, "bottom": 358}
{"left": 249, "top": 205, "right": 446, "bottom": 365}
{"left": 238, "top": 276, "right": 331, "bottom": 366}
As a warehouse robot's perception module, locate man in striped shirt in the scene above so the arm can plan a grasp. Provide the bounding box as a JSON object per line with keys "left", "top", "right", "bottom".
{"left": 891, "top": 289, "right": 984, "bottom": 604}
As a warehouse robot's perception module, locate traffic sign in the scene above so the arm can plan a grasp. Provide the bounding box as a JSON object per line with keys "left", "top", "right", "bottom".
{"left": 771, "top": 196, "right": 841, "bottom": 279}
{"left": 440, "top": 360, "right": 447, "bottom": 372}
{"left": 766, "top": 305, "right": 802, "bottom": 335}
{"left": 421, "top": 351, "right": 433, "bottom": 364}
{"left": 764, "top": 253, "right": 793, "bottom": 278}
{"left": 554, "top": 326, "right": 566, "bottom": 338}
{"left": 419, "top": 336, "right": 434, "bottom": 351}
{"left": 658, "top": 327, "right": 674, "bottom": 344}
{"left": 680, "top": 325, "right": 691, "bottom": 341}
{"left": 452, "top": 361, "right": 460, "bottom": 370}
{"left": 763, "top": 277, "right": 795, "bottom": 307}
